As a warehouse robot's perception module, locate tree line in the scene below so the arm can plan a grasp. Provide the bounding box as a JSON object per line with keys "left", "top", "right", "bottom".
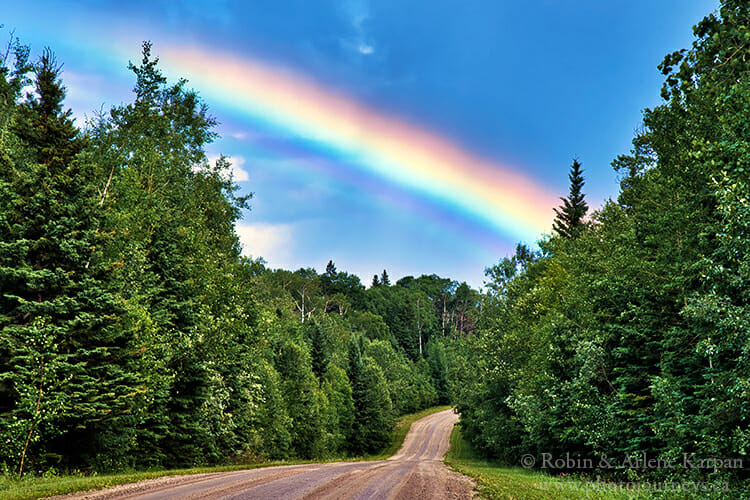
{"left": 0, "top": 39, "right": 481, "bottom": 475}
{"left": 450, "top": 0, "right": 749, "bottom": 493}
{"left": 5, "top": 1, "right": 748, "bottom": 493}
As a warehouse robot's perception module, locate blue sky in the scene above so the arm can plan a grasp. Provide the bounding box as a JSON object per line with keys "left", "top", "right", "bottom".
{"left": 1, "top": 1, "right": 718, "bottom": 288}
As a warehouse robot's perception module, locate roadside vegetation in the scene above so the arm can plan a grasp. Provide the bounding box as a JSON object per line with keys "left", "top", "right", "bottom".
{"left": 447, "top": 1, "right": 750, "bottom": 496}
{"left": 0, "top": 34, "right": 468, "bottom": 479}
{"left": 446, "top": 427, "right": 636, "bottom": 500}
{"left": 3, "top": 1, "right": 749, "bottom": 498}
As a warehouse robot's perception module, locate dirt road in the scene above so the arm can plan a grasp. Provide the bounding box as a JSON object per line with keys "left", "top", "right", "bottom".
{"left": 57, "top": 408, "right": 474, "bottom": 499}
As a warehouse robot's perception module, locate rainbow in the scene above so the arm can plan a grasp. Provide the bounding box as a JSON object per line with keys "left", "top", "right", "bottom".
{"left": 156, "top": 44, "right": 557, "bottom": 243}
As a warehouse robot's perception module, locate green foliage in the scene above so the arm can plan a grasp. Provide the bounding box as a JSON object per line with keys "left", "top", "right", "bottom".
{"left": 552, "top": 158, "right": 588, "bottom": 239}
{"left": 320, "top": 260, "right": 364, "bottom": 309}
{"left": 307, "top": 320, "right": 329, "bottom": 378}
{"left": 320, "top": 364, "right": 355, "bottom": 454}
{"left": 250, "top": 360, "right": 292, "bottom": 460}
{"left": 276, "top": 341, "right": 326, "bottom": 458}
{"left": 1, "top": 47, "right": 138, "bottom": 474}
{"left": 0, "top": 37, "right": 459, "bottom": 476}
{"left": 366, "top": 339, "right": 437, "bottom": 414}
{"left": 347, "top": 310, "right": 390, "bottom": 341}
{"left": 454, "top": 1, "right": 750, "bottom": 493}
{"left": 426, "top": 340, "right": 450, "bottom": 404}
{"left": 350, "top": 354, "right": 395, "bottom": 454}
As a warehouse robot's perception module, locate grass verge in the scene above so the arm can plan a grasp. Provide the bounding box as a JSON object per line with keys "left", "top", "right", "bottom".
{"left": 444, "top": 426, "right": 639, "bottom": 500}
{"left": 0, "top": 405, "right": 450, "bottom": 500}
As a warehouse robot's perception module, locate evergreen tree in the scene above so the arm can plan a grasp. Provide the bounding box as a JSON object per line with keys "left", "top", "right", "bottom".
{"left": 356, "top": 357, "right": 395, "bottom": 452}
{"left": 254, "top": 360, "right": 293, "bottom": 459}
{"left": 380, "top": 269, "right": 391, "bottom": 286}
{"left": 371, "top": 274, "right": 380, "bottom": 287}
{"left": 0, "top": 49, "right": 138, "bottom": 473}
{"left": 276, "top": 341, "right": 325, "bottom": 458}
{"left": 325, "top": 260, "right": 337, "bottom": 276}
{"left": 308, "top": 320, "right": 328, "bottom": 378}
{"left": 552, "top": 158, "right": 588, "bottom": 238}
{"left": 426, "top": 341, "right": 450, "bottom": 404}
{"left": 346, "top": 336, "right": 394, "bottom": 454}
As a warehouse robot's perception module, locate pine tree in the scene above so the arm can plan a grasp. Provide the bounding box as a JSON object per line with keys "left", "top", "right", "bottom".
{"left": 321, "top": 260, "right": 336, "bottom": 296}
{"left": 308, "top": 320, "right": 328, "bottom": 378}
{"left": 325, "top": 260, "right": 337, "bottom": 276}
{"left": 346, "top": 336, "right": 394, "bottom": 454}
{"left": 276, "top": 341, "right": 325, "bottom": 457}
{"left": 380, "top": 269, "right": 391, "bottom": 286}
{"left": 371, "top": 274, "right": 380, "bottom": 287}
{"left": 553, "top": 158, "right": 588, "bottom": 238}
{"left": 0, "top": 49, "right": 137, "bottom": 473}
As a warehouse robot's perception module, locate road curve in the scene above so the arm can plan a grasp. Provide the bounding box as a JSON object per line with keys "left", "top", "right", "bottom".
{"left": 56, "top": 409, "right": 474, "bottom": 499}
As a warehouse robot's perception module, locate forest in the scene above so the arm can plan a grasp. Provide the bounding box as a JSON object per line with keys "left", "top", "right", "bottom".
{"left": 0, "top": 39, "right": 477, "bottom": 475}
{"left": 451, "top": 1, "right": 750, "bottom": 493}
{"left": 2, "top": 0, "right": 750, "bottom": 495}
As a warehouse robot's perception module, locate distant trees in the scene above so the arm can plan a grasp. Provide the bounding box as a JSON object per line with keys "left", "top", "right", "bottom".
{"left": 320, "top": 260, "right": 364, "bottom": 311}
{"left": 277, "top": 341, "right": 326, "bottom": 457}
{"left": 380, "top": 269, "right": 391, "bottom": 286}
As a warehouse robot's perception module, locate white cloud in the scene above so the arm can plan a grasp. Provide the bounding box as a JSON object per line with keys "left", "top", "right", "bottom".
{"left": 235, "top": 222, "right": 295, "bottom": 268}
{"left": 228, "top": 156, "right": 250, "bottom": 182}
{"left": 340, "top": 0, "right": 375, "bottom": 56}
{"left": 209, "top": 155, "right": 250, "bottom": 182}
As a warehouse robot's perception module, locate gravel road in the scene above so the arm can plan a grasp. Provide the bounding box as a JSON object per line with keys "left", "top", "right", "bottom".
{"left": 54, "top": 408, "right": 474, "bottom": 499}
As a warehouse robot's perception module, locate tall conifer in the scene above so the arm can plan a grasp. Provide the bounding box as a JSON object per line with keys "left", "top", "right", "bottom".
{"left": 0, "top": 49, "right": 137, "bottom": 473}
{"left": 553, "top": 158, "right": 588, "bottom": 238}
{"left": 380, "top": 269, "right": 390, "bottom": 286}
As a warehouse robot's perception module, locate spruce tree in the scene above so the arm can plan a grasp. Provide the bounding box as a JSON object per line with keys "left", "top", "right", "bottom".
{"left": 276, "top": 341, "right": 325, "bottom": 457}
{"left": 321, "top": 260, "right": 336, "bottom": 296}
{"left": 553, "top": 158, "right": 588, "bottom": 238}
{"left": 380, "top": 269, "right": 390, "bottom": 286}
{"left": 0, "top": 49, "right": 137, "bottom": 473}
{"left": 308, "top": 320, "right": 328, "bottom": 378}
{"left": 346, "top": 336, "right": 394, "bottom": 454}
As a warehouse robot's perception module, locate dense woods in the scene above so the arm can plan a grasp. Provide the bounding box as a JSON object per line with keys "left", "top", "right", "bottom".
{"left": 451, "top": 0, "right": 750, "bottom": 493}
{"left": 0, "top": 39, "right": 478, "bottom": 475}
{"left": 3, "top": 1, "right": 750, "bottom": 497}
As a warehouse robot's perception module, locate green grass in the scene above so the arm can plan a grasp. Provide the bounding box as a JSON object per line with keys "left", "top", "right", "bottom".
{"left": 444, "top": 426, "right": 641, "bottom": 500}
{"left": 0, "top": 405, "right": 450, "bottom": 500}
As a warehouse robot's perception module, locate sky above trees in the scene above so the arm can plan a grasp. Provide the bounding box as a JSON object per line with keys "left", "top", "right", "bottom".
{"left": 1, "top": 0, "right": 717, "bottom": 287}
